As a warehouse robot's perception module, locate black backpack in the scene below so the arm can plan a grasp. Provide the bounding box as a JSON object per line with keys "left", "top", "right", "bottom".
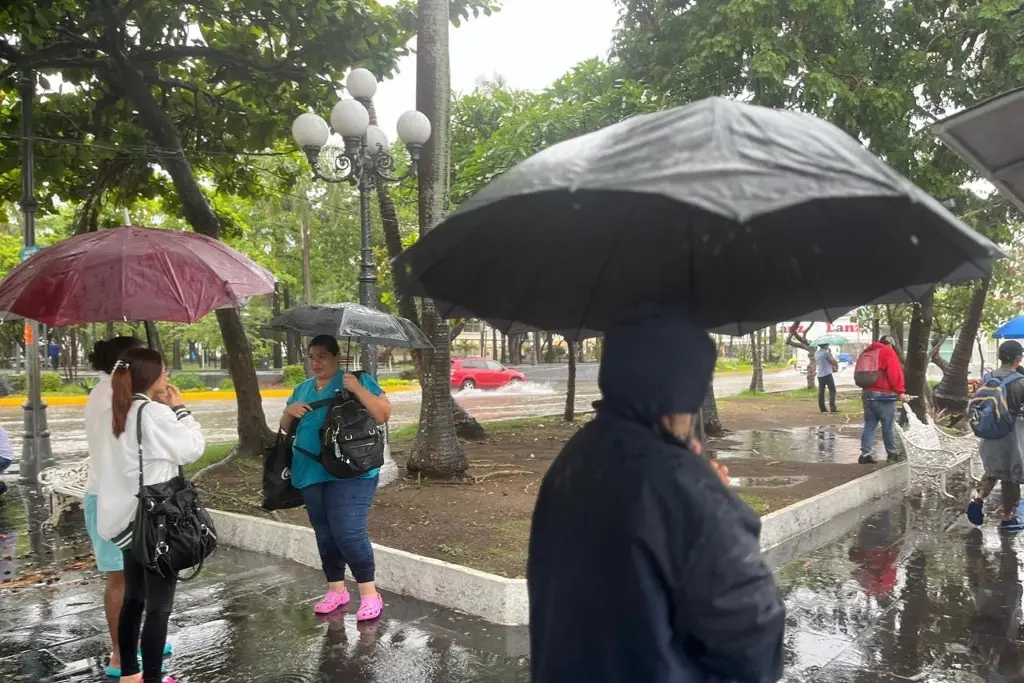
{"left": 294, "top": 371, "right": 385, "bottom": 479}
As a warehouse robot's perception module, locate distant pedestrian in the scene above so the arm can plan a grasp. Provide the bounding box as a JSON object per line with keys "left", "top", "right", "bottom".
{"left": 815, "top": 342, "right": 839, "bottom": 413}
{"left": 528, "top": 305, "right": 785, "bottom": 683}
{"left": 966, "top": 340, "right": 1024, "bottom": 531}
{"left": 854, "top": 335, "right": 907, "bottom": 464}
{"left": 47, "top": 340, "right": 60, "bottom": 371}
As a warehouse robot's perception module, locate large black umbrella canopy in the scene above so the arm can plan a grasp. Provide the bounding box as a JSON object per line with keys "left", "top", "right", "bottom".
{"left": 267, "top": 303, "right": 432, "bottom": 349}
{"left": 393, "top": 97, "right": 1000, "bottom": 338}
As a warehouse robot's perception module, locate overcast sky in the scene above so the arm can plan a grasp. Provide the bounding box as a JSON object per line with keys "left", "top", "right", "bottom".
{"left": 364, "top": 0, "right": 621, "bottom": 146}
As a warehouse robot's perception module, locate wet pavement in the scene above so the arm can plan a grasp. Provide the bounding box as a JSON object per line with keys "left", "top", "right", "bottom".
{"left": 0, "top": 486, "right": 529, "bottom": 682}
{"left": 4, "top": 476, "right": 1023, "bottom": 681}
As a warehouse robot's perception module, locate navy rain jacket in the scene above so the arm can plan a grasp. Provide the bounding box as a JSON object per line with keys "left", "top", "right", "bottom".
{"left": 527, "top": 308, "right": 786, "bottom": 683}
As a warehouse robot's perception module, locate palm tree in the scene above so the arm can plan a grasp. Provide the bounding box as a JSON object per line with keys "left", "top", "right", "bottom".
{"left": 406, "top": 0, "right": 468, "bottom": 476}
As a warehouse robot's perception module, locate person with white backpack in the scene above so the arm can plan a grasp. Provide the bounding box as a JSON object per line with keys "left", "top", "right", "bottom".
{"left": 967, "top": 340, "right": 1024, "bottom": 531}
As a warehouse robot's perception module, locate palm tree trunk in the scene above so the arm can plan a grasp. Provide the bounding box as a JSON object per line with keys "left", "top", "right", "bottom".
{"left": 903, "top": 292, "right": 934, "bottom": 420}
{"left": 748, "top": 330, "right": 764, "bottom": 392}
{"left": 364, "top": 96, "right": 484, "bottom": 442}
{"left": 702, "top": 379, "right": 723, "bottom": 434}
{"left": 407, "top": 0, "right": 467, "bottom": 476}
{"left": 933, "top": 279, "right": 989, "bottom": 416}
{"left": 564, "top": 340, "right": 577, "bottom": 422}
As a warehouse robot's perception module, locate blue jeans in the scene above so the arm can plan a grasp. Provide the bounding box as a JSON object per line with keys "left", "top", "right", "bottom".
{"left": 301, "top": 476, "right": 379, "bottom": 584}
{"left": 861, "top": 392, "right": 898, "bottom": 456}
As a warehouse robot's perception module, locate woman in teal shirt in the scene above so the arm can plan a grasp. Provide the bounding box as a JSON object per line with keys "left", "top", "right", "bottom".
{"left": 280, "top": 335, "right": 391, "bottom": 622}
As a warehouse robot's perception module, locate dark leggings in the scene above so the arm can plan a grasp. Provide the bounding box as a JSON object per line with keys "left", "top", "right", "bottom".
{"left": 118, "top": 549, "right": 177, "bottom": 681}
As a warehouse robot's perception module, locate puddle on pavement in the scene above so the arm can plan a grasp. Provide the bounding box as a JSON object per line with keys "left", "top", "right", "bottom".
{"left": 709, "top": 425, "right": 863, "bottom": 464}
{"left": 729, "top": 475, "right": 808, "bottom": 488}
{"left": 0, "top": 482, "right": 530, "bottom": 682}
{"left": 0, "top": 484, "right": 94, "bottom": 590}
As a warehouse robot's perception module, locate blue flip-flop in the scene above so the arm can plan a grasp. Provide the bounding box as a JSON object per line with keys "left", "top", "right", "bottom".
{"left": 105, "top": 643, "right": 173, "bottom": 677}
{"left": 967, "top": 498, "right": 985, "bottom": 526}
{"left": 105, "top": 662, "right": 167, "bottom": 677}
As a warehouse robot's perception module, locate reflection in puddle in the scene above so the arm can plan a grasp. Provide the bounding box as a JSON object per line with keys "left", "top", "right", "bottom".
{"left": 710, "top": 426, "right": 862, "bottom": 464}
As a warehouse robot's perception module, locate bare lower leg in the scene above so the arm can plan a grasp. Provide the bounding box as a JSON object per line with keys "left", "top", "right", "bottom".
{"left": 105, "top": 572, "right": 125, "bottom": 668}
{"left": 357, "top": 581, "right": 377, "bottom": 599}
{"left": 328, "top": 580, "right": 346, "bottom": 594}
{"left": 118, "top": 675, "right": 141, "bottom": 682}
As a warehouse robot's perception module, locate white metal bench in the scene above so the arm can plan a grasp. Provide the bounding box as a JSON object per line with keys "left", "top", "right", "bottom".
{"left": 895, "top": 403, "right": 976, "bottom": 498}
{"left": 38, "top": 458, "right": 88, "bottom": 526}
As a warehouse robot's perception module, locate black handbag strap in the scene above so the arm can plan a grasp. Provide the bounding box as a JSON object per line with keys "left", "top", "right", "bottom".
{"left": 135, "top": 397, "right": 185, "bottom": 493}
{"left": 136, "top": 399, "right": 147, "bottom": 493}
{"left": 289, "top": 392, "right": 340, "bottom": 459}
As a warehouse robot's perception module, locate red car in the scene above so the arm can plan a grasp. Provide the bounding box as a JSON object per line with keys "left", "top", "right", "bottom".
{"left": 450, "top": 357, "right": 526, "bottom": 390}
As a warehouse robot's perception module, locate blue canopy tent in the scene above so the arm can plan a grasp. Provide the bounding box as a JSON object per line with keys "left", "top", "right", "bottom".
{"left": 994, "top": 316, "right": 1024, "bottom": 339}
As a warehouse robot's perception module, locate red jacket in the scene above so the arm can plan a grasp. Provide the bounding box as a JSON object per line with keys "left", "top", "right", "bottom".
{"left": 861, "top": 342, "right": 905, "bottom": 395}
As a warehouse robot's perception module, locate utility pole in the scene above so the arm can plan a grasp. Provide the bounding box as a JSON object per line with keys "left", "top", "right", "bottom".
{"left": 18, "top": 68, "right": 53, "bottom": 482}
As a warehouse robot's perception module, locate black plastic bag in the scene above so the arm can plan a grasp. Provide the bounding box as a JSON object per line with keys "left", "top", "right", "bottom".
{"left": 261, "top": 429, "right": 303, "bottom": 511}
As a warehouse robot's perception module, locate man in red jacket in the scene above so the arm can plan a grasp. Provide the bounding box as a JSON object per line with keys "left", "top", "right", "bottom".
{"left": 857, "top": 336, "right": 909, "bottom": 464}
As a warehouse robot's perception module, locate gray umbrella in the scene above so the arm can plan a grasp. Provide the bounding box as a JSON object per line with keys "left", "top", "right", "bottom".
{"left": 267, "top": 303, "right": 432, "bottom": 349}
{"left": 393, "top": 97, "right": 1001, "bottom": 338}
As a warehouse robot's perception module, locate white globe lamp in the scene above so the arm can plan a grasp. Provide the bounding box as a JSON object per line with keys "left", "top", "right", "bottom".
{"left": 330, "top": 99, "right": 370, "bottom": 138}
{"left": 364, "top": 125, "right": 390, "bottom": 157}
{"left": 346, "top": 68, "right": 378, "bottom": 101}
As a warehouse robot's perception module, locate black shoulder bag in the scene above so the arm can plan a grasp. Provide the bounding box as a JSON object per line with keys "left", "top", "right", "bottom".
{"left": 131, "top": 401, "right": 218, "bottom": 580}
{"left": 293, "top": 371, "right": 385, "bottom": 479}
{"left": 261, "top": 393, "right": 334, "bottom": 511}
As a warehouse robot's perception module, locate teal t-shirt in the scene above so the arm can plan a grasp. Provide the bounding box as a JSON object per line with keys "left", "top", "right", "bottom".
{"left": 288, "top": 371, "right": 385, "bottom": 489}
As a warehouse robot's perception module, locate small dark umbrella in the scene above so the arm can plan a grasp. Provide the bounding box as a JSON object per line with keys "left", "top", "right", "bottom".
{"left": 0, "top": 226, "right": 274, "bottom": 325}
{"left": 267, "top": 303, "right": 432, "bottom": 349}
{"left": 393, "top": 97, "right": 1001, "bottom": 337}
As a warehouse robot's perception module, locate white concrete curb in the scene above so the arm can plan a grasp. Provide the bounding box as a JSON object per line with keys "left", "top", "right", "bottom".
{"left": 759, "top": 462, "right": 909, "bottom": 551}
{"left": 208, "top": 509, "right": 528, "bottom": 625}
{"left": 211, "top": 462, "right": 909, "bottom": 627}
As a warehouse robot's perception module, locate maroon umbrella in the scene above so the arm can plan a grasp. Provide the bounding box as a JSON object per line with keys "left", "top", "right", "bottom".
{"left": 0, "top": 226, "right": 275, "bottom": 325}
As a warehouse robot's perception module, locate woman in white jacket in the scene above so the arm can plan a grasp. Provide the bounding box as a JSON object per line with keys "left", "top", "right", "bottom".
{"left": 101, "top": 348, "right": 205, "bottom": 683}
{"left": 83, "top": 335, "right": 144, "bottom": 677}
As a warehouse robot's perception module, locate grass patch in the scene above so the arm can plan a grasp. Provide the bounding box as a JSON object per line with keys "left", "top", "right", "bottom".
{"left": 379, "top": 378, "right": 417, "bottom": 389}
{"left": 183, "top": 442, "right": 237, "bottom": 477}
{"left": 739, "top": 493, "right": 772, "bottom": 516}
{"left": 389, "top": 414, "right": 591, "bottom": 451}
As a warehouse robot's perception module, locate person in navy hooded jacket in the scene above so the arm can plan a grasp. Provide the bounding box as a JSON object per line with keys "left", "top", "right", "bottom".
{"left": 528, "top": 305, "right": 785, "bottom": 683}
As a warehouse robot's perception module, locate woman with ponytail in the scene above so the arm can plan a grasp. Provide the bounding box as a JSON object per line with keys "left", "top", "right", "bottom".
{"left": 83, "top": 336, "right": 144, "bottom": 676}
{"left": 99, "top": 347, "right": 205, "bottom": 683}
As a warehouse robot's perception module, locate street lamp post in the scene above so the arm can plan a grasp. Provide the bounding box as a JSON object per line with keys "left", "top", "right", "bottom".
{"left": 18, "top": 68, "right": 53, "bottom": 483}
{"left": 292, "top": 68, "right": 431, "bottom": 376}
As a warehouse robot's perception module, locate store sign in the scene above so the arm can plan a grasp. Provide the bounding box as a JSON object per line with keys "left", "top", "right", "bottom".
{"left": 779, "top": 318, "right": 864, "bottom": 335}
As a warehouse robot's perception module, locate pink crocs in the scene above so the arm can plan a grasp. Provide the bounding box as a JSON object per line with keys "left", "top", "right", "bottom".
{"left": 314, "top": 589, "right": 351, "bottom": 615}
{"left": 356, "top": 593, "right": 383, "bottom": 622}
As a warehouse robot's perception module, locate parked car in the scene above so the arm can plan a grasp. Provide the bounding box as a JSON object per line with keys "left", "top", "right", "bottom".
{"left": 450, "top": 357, "right": 526, "bottom": 390}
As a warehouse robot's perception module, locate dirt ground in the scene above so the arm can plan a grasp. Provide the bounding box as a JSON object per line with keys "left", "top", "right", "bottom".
{"left": 197, "top": 388, "right": 876, "bottom": 578}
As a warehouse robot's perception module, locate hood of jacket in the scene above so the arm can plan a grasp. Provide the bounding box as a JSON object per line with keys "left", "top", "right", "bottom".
{"left": 597, "top": 304, "right": 716, "bottom": 427}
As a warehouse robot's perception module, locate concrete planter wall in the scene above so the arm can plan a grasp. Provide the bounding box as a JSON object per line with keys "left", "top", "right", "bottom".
{"left": 759, "top": 462, "right": 909, "bottom": 550}
{"left": 211, "top": 463, "right": 908, "bottom": 627}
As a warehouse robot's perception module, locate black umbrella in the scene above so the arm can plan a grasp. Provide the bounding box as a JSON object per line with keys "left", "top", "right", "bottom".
{"left": 266, "top": 303, "right": 432, "bottom": 349}
{"left": 393, "top": 97, "right": 1001, "bottom": 337}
